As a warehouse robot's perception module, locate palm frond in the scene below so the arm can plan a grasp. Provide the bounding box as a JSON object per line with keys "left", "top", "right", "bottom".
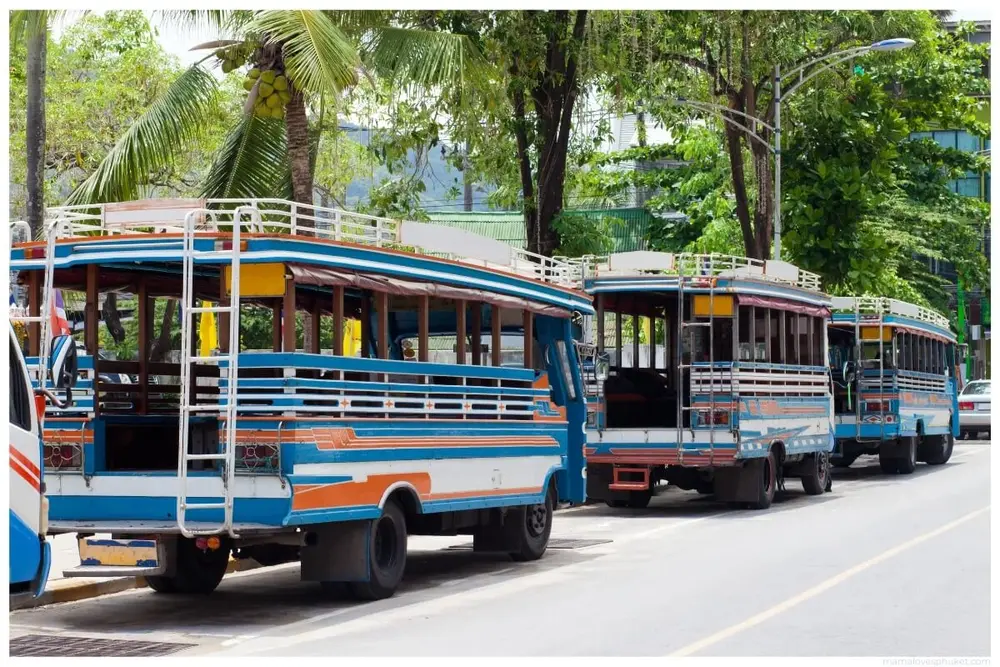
{"left": 250, "top": 10, "right": 359, "bottom": 95}
{"left": 201, "top": 115, "right": 289, "bottom": 199}
{"left": 325, "top": 11, "right": 393, "bottom": 31}
{"left": 154, "top": 10, "right": 252, "bottom": 39}
{"left": 65, "top": 65, "right": 220, "bottom": 205}
{"left": 10, "top": 9, "right": 59, "bottom": 43}
{"left": 360, "top": 26, "right": 488, "bottom": 90}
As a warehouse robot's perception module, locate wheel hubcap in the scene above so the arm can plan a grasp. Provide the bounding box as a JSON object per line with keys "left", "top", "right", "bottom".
{"left": 526, "top": 503, "right": 548, "bottom": 537}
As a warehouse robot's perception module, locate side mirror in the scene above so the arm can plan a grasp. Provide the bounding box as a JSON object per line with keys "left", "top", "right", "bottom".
{"left": 49, "top": 335, "right": 78, "bottom": 391}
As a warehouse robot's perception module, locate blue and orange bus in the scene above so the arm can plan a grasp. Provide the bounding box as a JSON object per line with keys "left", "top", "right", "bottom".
{"left": 10, "top": 198, "right": 591, "bottom": 600}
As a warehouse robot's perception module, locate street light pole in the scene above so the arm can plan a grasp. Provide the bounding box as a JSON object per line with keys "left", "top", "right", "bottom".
{"left": 665, "top": 38, "right": 915, "bottom": 261}
{"left": 770, "top": 38, "right": 915, "bottom": 260}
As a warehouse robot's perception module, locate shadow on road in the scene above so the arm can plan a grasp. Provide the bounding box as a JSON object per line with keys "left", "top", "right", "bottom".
{"left": 10, "top": 542, "right": 602, "bottom": 639}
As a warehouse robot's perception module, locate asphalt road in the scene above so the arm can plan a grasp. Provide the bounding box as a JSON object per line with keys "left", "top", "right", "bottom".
{"left": 10, "top": 441, "right": 991, "bottom": 658}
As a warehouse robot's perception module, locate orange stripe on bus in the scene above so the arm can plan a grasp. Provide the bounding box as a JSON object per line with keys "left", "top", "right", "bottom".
{"left": 10, "top": 447, "right": 41, "bottom": 479}
{"left": 292, "top": 473, "right": 432, "bottom": 511}
{"left": 10, "top": 456, "right": 40, "bottom": 492}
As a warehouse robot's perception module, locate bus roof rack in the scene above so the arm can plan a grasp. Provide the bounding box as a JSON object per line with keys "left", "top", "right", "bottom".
{"left": 830, "top": 296, "right": 951, "bottom": 330}
{"left": 29, "top": 198, "right": 579, "bottom": 288}
{"left": 567, "top": 252, "right": 822, "bottom": 292}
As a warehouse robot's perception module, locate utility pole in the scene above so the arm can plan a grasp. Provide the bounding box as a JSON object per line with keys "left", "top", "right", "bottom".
{"left": 463, "top": 142, "right": 473, "bottom": 212}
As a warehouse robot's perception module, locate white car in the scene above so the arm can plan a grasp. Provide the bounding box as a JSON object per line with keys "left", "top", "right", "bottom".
{"left": 959, "top": 380, "right": 991, "bottom": 440}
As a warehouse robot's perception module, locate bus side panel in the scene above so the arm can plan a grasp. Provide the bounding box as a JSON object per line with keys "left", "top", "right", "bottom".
{"left": 898, "top": 390, "right": 953, "bottom": 437}
{"left": 735, "top": 396, "right": 834, "bottom": 457}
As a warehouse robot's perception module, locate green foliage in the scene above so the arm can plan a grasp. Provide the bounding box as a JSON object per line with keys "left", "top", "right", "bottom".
{"left": 8, "top": 11, "right": 234, "bottom": 217}
{"left": 552, "top": 213, "right": 617, "bottom": 257}
{"left": 781, "top": 18, "right": 990, "bottom": 311}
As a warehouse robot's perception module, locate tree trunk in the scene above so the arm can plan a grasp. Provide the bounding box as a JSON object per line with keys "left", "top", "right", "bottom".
{"left": 149, "top": 300, "right": 177, "bottom": 363}
{"left": 102, "top": 292, "right": 127, "bottom": 344}
{"left": 284, "top": 90, "right": 315, "bottom": 351}
{"left": 26, "top": 22, "right": 46, "bottom": 239}
{"left": 284, "top": 90, "right": 313, "bottom": 208}
{"left": 722, "top": 117, "right": 757, "bottom": 258}
{"left": 516, "top": 10, "right": 588, "bottom": 257}
{"left": 463, "top": 142, "right": 473, "bottom": 212}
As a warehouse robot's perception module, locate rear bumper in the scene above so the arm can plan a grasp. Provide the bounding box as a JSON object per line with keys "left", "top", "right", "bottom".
{"left": 959, "top": 411, "right": 990, "bottom": 429}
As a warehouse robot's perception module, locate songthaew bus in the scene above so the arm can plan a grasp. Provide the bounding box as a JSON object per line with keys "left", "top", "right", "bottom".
{"left": 828, "top": 297, "right": 958, "bottom": 473}
{"left": 10, "top": 198, "right": 591, "bottom": 601}
{"left": 576, "top": 252, "right": 835, "bottom": 510}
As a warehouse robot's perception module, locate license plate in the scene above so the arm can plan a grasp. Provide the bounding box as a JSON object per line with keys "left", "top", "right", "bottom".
{"left": 978, "top": 404, "right": 991, "bottom": 411}
{"left": 79, "top": 537, "right": 159, "bottom": 568}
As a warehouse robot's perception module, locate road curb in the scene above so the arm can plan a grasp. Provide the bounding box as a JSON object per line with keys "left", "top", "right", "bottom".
{"left": 13, "top": 557, "right": 263, "bottom": 610}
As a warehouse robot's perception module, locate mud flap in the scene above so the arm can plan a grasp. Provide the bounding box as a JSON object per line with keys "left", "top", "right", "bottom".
{"left": 713, "top": 460, "right": 764, "bottom": 503}
{"left": 472, "top": 508, "right": 523, "bottom": 553}
{"left": 300, "top": 521, "right": 371, "bottom": 583}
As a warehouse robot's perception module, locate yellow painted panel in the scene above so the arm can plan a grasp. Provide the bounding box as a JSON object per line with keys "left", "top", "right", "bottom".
{"left": 225, "top": 262, "right": 286, "bottom": 297}
{"left": 79, "top": 537, "right": 158, "bottom": 567}
{"left": 860, "top": 326, "right": 893, "bottom": 341}
{"left": 693, "top": 294, "right": 734, "bottom": 317}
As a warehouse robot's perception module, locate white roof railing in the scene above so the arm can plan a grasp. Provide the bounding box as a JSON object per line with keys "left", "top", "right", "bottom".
{"left": 831, "top": 296, "right": 951, "bottom": 330}
{"left": 575, "top": 252, "right": 823, "bottom": 292}
{"left": 29, "top": 198, "right": 580, "bottom": 288}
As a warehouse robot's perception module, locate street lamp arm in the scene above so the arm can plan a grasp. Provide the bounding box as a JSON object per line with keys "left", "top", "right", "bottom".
{"left": 783, "top": 50, "right": 868, "bottom": 99}
{"left": 671, "top": 98, "right": 776, "bottom": 134}
{"left": 666, "top": 103, "right": 775, "bottom": 155}
{"left": 780, "top": 45, "right": 872, "bottom": 84}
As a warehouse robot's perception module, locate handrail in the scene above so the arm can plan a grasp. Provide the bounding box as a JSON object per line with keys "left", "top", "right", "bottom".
{"left": 830, "top": 296, "right": 950, "bottom": 330}
{"left": 25, "top": 199, "right": 581, "bottom": 288}
{"left": 574, "top": 252, "right": 823, "bottom": 292}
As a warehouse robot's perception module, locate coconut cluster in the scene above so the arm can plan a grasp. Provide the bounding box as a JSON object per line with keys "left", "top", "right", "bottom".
{"left": 245, "top": 68, "right": 293, "bottom": 120}
{"left": 215, "top": 45, "right": 293, "bottom": 120}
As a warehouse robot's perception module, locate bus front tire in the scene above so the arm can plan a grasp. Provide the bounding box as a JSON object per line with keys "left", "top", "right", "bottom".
{"left": 800, "top": 453, "right": 831, "bottom": 495}
{"left": 350, "top": 500, "right": 408, "bottom": 601}
{"left": 146, "top": 537, "right": 230, "bottom": 595}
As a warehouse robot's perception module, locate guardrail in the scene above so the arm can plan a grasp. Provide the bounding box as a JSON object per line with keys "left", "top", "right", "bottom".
{"left": 572, "top": 252, "right": 822, "bottom": 292}
{"left": 22, "top": 199, "right": 580, "bottom": 288}
{"left": 830, "top": 296, "right": 951, "bottom": 330}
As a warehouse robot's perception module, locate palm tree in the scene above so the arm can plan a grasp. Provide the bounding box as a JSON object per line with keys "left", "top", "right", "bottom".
{"left": 11, "top": 11, "right": 52, "bottom": 240}
{"left": 66, "top": 10, "right": 485, "bottom": 209}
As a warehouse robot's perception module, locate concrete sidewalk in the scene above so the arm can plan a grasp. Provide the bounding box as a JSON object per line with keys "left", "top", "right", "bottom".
{"left": 13, "top": 534, "right": 259, "bottom": 610}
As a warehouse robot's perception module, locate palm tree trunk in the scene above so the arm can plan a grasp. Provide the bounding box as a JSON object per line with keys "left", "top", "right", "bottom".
{"left": 26, "top": 21, "right": 47, "bottom": 239}
{"left": 284, "top": 91, "right": 313, "bottom": 207}
{"left": 284, "top": 90, "right": 314, "bottom": 351}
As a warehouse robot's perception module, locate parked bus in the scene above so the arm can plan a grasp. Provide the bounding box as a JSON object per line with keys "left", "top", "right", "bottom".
{"left": 828, "top": 297, "right": 957, "bottom": 473}
{"left": 10, "top": 198, "right": 591, "bottom": 600}
{"left": 575, "top": 252, "right": 834, "bottom": 510}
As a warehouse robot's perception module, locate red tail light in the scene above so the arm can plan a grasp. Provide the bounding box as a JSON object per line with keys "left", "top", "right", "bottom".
{"left": 865, "top": 401, "right": 888, "bottom": 413}
{"left": 698, "top": 410, "right": 730, "bottom": 426}
{"left": 959, "top": 402, "right": 974, "bottom": 411}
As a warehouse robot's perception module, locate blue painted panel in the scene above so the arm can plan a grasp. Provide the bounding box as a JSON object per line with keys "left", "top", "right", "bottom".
{"left": 49, "top": 496, "right": 290, "bottom": 525}
{"left": 9, "top": 510, "right": 43, "bottom": 588}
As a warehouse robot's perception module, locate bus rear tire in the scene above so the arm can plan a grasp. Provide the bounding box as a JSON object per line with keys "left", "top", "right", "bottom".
{"left": 748, "top": 451, "right": 776, "bottom": 510}
{"left": 146, "top": 537, "right": 230, "bottom": 595}
{"left": 880, "top": 436, "right": 917, "bottom": 475}
{"left": 801, "top": 453, "right": 830, "bottom": 495}
{"left": 923, "top": 433, "right": 954, "bottom": 466}
{"left": 509, "top": 488, "right": 554, "bottom": 562}
{"left": 349, "top": 500, "right": 407, "bottom": 601}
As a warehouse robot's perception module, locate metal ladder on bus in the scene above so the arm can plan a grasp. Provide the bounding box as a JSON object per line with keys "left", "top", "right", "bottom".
{"left": 852, "top": 299, "right": 886, "bottom": 442}
{"left": 176, "top": 207, "right": 255, "bottom": 538}
{"left": 676, "top": 262, "right": 720, "bottom": 466}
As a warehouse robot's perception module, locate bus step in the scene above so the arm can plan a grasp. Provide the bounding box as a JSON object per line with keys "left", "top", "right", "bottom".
{"left": 181, "top": 502, "right": 228, "bottom": 511}
{"left": 610, "top": 466, "right": 650, "bottom": 491}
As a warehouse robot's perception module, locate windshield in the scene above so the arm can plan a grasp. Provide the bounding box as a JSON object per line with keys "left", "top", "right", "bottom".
{"left": 962, "top": 381, "right": 991, "bottom": 396}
